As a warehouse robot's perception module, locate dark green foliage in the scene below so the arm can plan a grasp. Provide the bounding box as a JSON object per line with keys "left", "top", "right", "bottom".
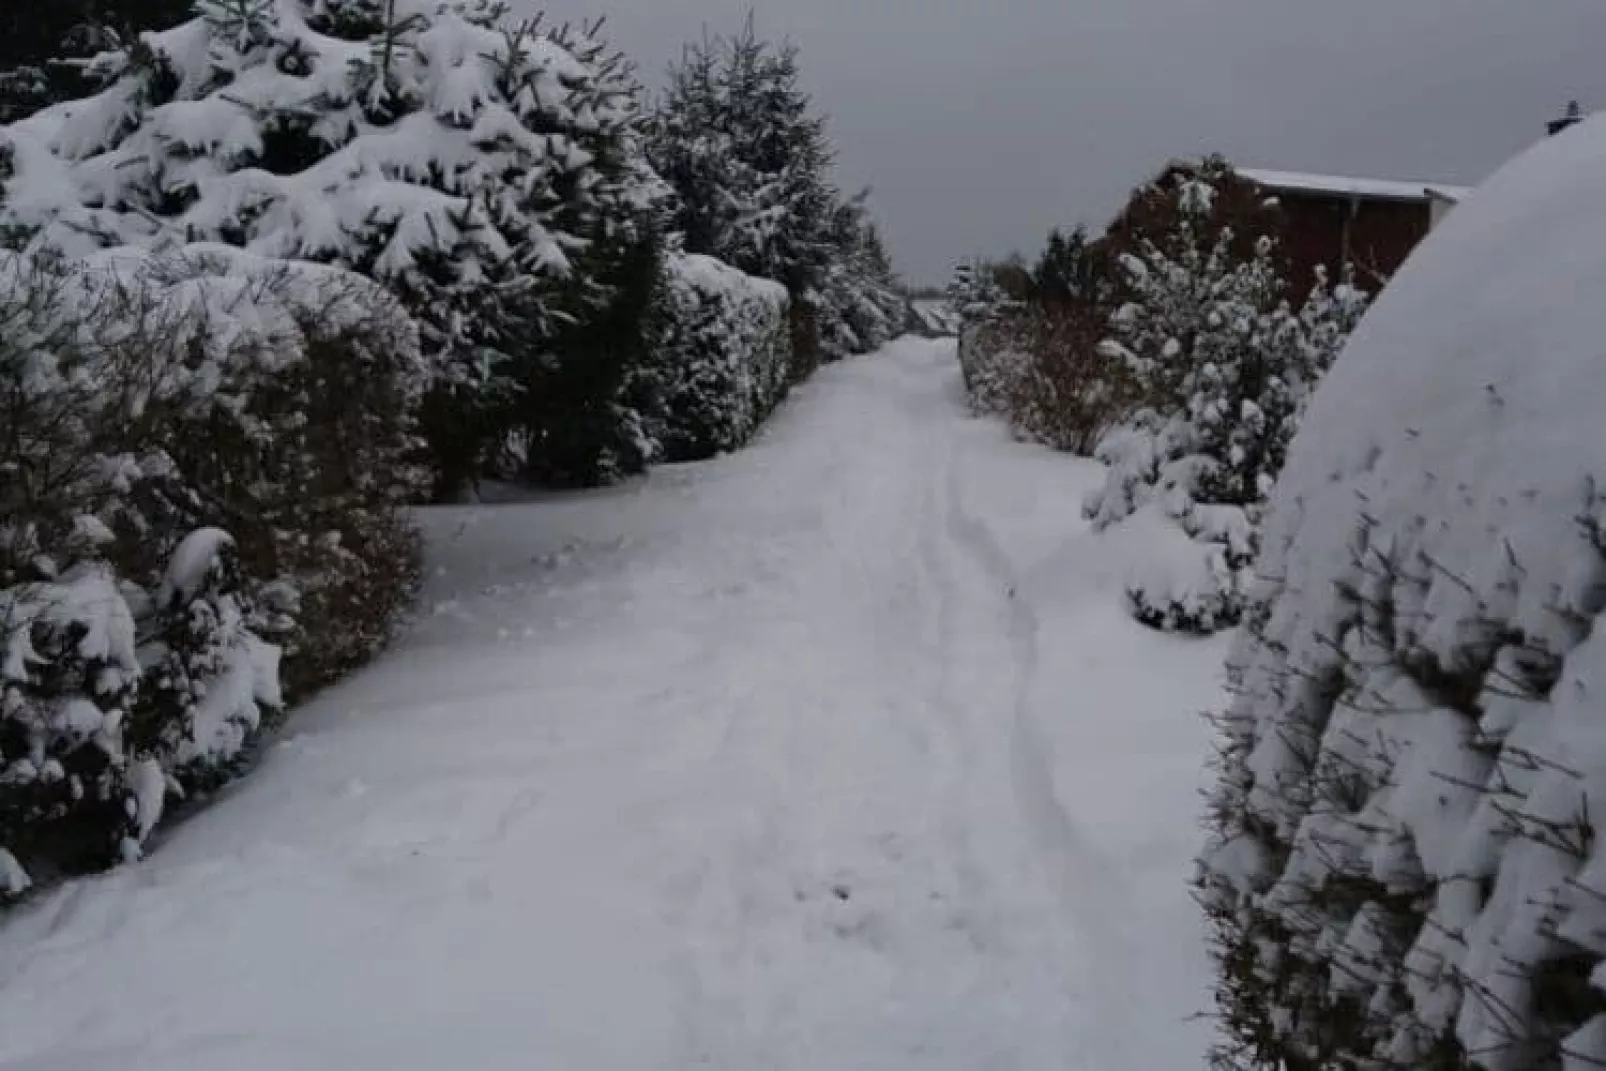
{"left": 0, "top": 564, "right": 142, "bottom": 880}
{"left": 518, "top": 226, "right": 667, "bottom": 487}
{"left": 1031, "top": 226, "right": 1105, "bottom": 306}
{"left": 0, "top": 0, "right": 191, "bottom": 122}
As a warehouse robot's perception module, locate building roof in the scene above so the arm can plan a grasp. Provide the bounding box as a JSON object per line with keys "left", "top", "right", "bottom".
{"left": 1236, "top": 167, "right": 1474, "bottom": 204}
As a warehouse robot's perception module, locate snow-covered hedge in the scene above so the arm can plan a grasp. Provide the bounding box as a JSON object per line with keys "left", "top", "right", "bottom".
{"left": 0, "top": 245, "right": 424, "bottom": 893}
{"left": 1198, "top": 118, "right": 1606, "bottom": 1070}
{"left": 648, "top": 253, "right": 792, "bottom": 461}
{"left": 950, "top": 263, "right": 1025, "bottom": 416}
{"left": 957, "top": 316, "right": 1028, "bottom": 419}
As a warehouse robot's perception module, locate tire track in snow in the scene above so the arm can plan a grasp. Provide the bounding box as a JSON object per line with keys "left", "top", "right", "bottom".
{"left": 938, "top": 445, "right": 1142, "bottom": 1057}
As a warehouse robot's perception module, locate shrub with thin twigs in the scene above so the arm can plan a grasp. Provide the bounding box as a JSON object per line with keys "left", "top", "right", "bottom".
{"left": 0, "top": 246, "right": 425, "bottom": 896}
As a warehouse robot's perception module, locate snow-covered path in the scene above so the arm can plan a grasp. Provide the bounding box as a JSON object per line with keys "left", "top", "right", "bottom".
{"left": 0, "top": 338, "right": 1226, "bottom": 1071}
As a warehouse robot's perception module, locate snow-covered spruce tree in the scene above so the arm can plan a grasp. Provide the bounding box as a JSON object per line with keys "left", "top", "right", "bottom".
{"left": 650, "top": 18, "right": 900, "bottom": 372}
{"left": 651, "top": 20, "right": 833, "bottom": 290}
{"left": 510, "top": 213, "right": 666, "bottom": 488}
{"left": 1083, "top": 174, "right": 1366, "bottom": 634}
{"left": 1, "top": 0, "right": 663, "bottom": 495}
{"left": 1198, "top": 115, "right": 1606, "bottom": 1071}
{"left": 812, "top": 194, "right": 907, "bottom": 361}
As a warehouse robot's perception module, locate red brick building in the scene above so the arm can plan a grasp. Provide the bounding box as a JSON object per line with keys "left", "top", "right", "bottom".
{"left": 1232, "top": 167, "right": 1470, "bottom": 292}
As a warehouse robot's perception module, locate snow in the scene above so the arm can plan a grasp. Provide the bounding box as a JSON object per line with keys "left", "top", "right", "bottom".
{"left": 0, "top": 849, "right": 28, "bottom": 897}
{"left": 157, "top": 527, "right": 234, "bottom": 609}
{"left": 1236, "top": 166, "right": 1474, "bottom": 203}
{"left": 0, "top": 338, "right": 1223, "bottom": 1069}
{"left": 1201, "top": 114, "right": 1606, "bottom": 1067}
{"left": 0, "top": 566, "right": 140, "bottom": 691}
{"left": 125, "top": 757, "right": 168, "bottom": 856}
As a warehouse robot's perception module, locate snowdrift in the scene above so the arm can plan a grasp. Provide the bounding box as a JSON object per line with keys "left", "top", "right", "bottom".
{"left": 1199, "top": 117, "right": 1606, "bottom": 1068}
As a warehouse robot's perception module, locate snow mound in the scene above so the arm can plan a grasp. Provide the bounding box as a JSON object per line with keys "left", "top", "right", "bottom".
{"left": 1199, "top": 116, "right": 1606, "bottom": 1070}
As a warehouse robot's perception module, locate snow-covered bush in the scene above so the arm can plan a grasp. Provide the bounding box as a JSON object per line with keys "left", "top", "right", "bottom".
{"left": 0, "top": 563, "right": 144, "bottom": 884}
{"left": 1083, "top": 187, "right": 1366, "bottom": 633}
{"left": 0, "top": 0, "right": 663, "bottom": 494}
{"left": 1198, "top": 117, "right": 1606, "bottom": 1070}
{"left": 135, "top": 529, "right": 282, "bottom": 794}
{"left": 1089, "top": 413, "right": 1256, "bottom": 633}
{"left": 950, "top": 233, "right": 1138, "bottom": 453}
{"left": 951, "top": 260, "right": 1029, "bottom": 415}
{"left": 115, "top": 245, "right": 429, "bottom": 696}
{"left": 0, "top": 244, "right": 423, "bottom": 890}
{"left": 645, "top": 253, "right": 791, "bottom": 462}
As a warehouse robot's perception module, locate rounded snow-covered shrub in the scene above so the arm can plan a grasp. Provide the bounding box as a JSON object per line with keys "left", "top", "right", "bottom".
{"left": 647, "top": 253, "right": 792, "bottom": 461}
{"left": 1199, "top": 117, "right": 1606, "bottom": 1070}
{"left": 95, "top": 245, "right": 430, "bottom": 697}
{"left": 0, "top": 244, "right": 423, "bottom": 888}
{"left": 1083, "top": 412, "right": 1256, "bottom": 633}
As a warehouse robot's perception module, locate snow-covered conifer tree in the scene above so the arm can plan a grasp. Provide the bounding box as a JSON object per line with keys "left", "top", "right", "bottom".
{"left": 652, "top": 20, "right": 834, "bottom": 292}
{"left": 650, "top": 19, "right": 901, "bottom": 368}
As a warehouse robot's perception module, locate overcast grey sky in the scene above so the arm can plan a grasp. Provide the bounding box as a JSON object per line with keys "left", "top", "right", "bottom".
{"left": 516, "top": 0, "right": 1606, "bottom": 285}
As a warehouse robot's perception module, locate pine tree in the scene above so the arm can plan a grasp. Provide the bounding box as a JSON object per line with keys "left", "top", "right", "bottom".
{"left": 813, "top": 193, "right": 906, "bottom": 359}
{"left": 650, "top": 18, "right": 901, "bottom": 365}
{"left": 1031, "top": 226, "right": 1104, "bottom": 305}
{"left": 652, "top": 19, "right": 836, "bottom": 292}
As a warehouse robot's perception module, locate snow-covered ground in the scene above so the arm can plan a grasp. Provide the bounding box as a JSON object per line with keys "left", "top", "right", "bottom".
{"left": 0, "top": 338, "right": 1226, "bottom": 1071}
